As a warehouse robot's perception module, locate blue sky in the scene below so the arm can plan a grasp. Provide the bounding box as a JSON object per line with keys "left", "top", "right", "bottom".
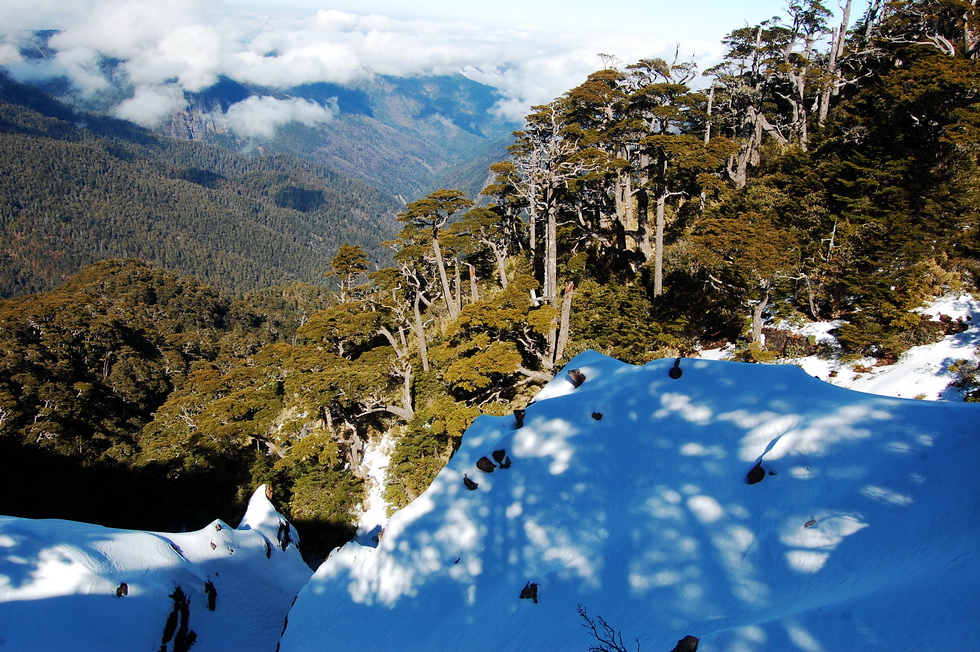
{"left": 0, "top": 0, "right": 867, "bottom": 125}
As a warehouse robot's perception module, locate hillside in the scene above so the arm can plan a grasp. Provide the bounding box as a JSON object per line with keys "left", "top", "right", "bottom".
{"left": 0, "top": 73, "right": 401, "bottom": 298}
{"left": 1, "top": 352, "right": 977, "bottom": 651}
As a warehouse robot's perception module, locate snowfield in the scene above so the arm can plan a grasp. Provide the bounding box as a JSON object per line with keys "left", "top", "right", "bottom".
{"left": 279, "top": 351, "right": 980, "bottom": 651}
{"left": 1, "top": 296, "right": 978, "bottom": 651}
{"left": 0, "top": 486, "right": 310, "bottom": 651}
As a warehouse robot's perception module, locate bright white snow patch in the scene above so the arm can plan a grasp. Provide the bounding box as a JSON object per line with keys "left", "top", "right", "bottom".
{"left": 0, "top": 485, "right": 311, "bottom": 651}
{"left": 353, "top": 432, "right": 395, "bottom": 546}
{"left": 706, "top": 294, "right": 980, "bottom": 401}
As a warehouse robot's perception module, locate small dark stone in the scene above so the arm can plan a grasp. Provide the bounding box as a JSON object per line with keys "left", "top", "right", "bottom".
{"left": 115, "top": 582, "right": 128, "bottom": 598}
{"left": 746, "top": 462, "right": 766, "bottom": 485}
{"left": 670, "top": 635, "right": 699, "bottom": 652}
{"left": 519, "top": 581, "right": 539, "bottom": 604}
{"left": 513, "top": 409, "right": 525, "bottom": 428}
{"left": 476, "top": 456, "right": 497, "bottom": 473}
{"left": 492, "top": 449, "right": 507, "bottom": 464}
{"left": 204, "top": 580, "right": 217, "bottom": 612}
{"left": 567, "top": 368, "right": 586, "bottom": 387}
{"left": 498, "top": 456, "right": 512, "bottom": 469}
{"left": 463, "top": 474, "right": 479, "bottom": 490}
{"left": 591, "top": 411, "right": 603, "bottom": 420}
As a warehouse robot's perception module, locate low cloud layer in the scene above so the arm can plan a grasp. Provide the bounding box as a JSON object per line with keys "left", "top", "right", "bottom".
{"left": 0, "top": 0, "right": 728, "bottom": 134}
{"left": 219, "top": 95, "right": 338, "bottom": 138}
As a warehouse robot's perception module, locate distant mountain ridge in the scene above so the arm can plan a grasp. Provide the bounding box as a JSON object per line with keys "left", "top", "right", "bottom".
{"left": 14, "top": 30, "right": 519, "bottom": 198}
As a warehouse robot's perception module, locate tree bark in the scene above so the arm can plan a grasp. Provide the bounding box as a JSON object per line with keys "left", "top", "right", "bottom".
{"left": 413, "top": 292, "right": 430, "bottom": 372}
{"left": 468, "top": 263, "right": 479, "bottom": 303}
{"left": 431, "top": 235, "right": 457, "bottom": 320}
{"left": 544, "top": 200, "right": 559, "bottom": 304}
{"left": 653, "top": 193, "right": 666, "bottom": 296}
{"left": 554, "top": 282, "right": 574, "bottom": 364}
{"left": 751, "top": 284, "right": 771, "bottom": 344}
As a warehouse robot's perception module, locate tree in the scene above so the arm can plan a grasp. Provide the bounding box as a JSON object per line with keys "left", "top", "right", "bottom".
{"left": 395, "top": 189, "right": 474, "bottom": 320}
{"left": 329, "top": 244, "right": 370, "bottom": 302}
{"left": 689, "top": 211, "right": 801, "bottom": 344}
{"left": 511, "top": 102, "right": 602, "bottom": 305}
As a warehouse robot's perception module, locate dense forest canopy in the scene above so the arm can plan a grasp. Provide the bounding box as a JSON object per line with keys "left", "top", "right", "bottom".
{"left": 0, "top": 0, "right": 977, "bottom": 564}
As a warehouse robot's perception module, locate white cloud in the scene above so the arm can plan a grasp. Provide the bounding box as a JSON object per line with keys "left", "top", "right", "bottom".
{"left": 0, "top": 0, "right": 738, "bottom": 127}
{"left": 219, "top": 95, "right": 337, "bottom": 139}
{"left": 115, "top": 83, "right": 186, "bottom": 126}
{"left": 0, "top": 42, "right": 24, "bottom": 67}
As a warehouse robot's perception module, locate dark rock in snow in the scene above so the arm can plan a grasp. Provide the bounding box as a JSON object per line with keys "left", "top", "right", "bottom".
{"left": 746, "top": 462, "right": 766, "bottom": 485}
{"left": 476, "top": 456, "right": 496, "bottom": 473}
{"left": 205, "top": 580, "right": 217, "bottom": 611}
{"left": 669, "top": 635, "right": 699, "bottom": 651}
{"left": 519, "top": 581, "right": 539, "bottom": 603}
{"left": 567, "top": 368, "right": 586, "bottom": 387}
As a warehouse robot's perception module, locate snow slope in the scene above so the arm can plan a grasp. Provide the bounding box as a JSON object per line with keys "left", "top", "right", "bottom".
{"left": 0, "top": 485, "right": 310, "bottom": 652}
{"left": 280, "top": 352, "right": 980, "bottom": 651}
{"left": 790, "top": 294, "right": 980, "bottom": 401}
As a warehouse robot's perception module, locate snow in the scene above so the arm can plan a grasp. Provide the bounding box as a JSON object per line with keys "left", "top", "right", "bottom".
{"left": 279, "top": 352, "right": 980, "bottom": 651}
{"left": 353, "top": 432, "right": 395, "bottom": 546}
{"left": 711, "top": 294, "right": 980, "bottom": 401}
{"left": 0, "top": 485, "right": 310, "bottom": 651}
{"left": 2, "top": 295, "right": 979, "bottom": 651}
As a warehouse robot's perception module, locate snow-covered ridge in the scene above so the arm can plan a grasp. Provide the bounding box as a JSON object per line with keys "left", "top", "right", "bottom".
{"left": 280, "top": 352, "right": 980, "bottom": 651}
{"left": 0, "top": 485, "right": 311, "bottom": 652}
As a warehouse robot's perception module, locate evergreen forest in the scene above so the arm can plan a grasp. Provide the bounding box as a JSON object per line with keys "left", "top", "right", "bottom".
{"left": 0, "top": 0, "right": 978, "bottom": 564}
{"left": 0, "top": 73, "right": 402, "bottom": 298}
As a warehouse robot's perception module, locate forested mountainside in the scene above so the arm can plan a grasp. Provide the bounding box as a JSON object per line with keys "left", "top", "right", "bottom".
{"left": 0, "top": 73, "right": 401, "bottom": 298}
{"left": 0, "top": 0, "right": 977, "bottom": 566}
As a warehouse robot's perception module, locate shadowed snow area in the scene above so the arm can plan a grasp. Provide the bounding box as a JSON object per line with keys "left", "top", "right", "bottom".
{"left": 280, "top": 352, "right": 980, "bottom": 651}
{"left": 0, "top": 485, "right": 310, "bottom": 652}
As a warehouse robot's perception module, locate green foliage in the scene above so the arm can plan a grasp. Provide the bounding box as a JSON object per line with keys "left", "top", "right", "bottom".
{"left": 329, "top": 244, "right": 371, "bottom": 300}
{"left": 731, "top": 342, "right": 782, "bottom": 364}
{"left": 296, "top": 301, "right": 384, "bottom": 358}
{"left": 569, "top": 280, "right": 674, "bottom": 363}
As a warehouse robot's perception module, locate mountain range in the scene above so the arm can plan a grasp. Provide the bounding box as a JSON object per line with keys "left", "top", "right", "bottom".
{"left": 0, "top": 33, "right": 517, "bottom": 298}
{"left": 18, "top": 29, "right": 517, "bottom": 198}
